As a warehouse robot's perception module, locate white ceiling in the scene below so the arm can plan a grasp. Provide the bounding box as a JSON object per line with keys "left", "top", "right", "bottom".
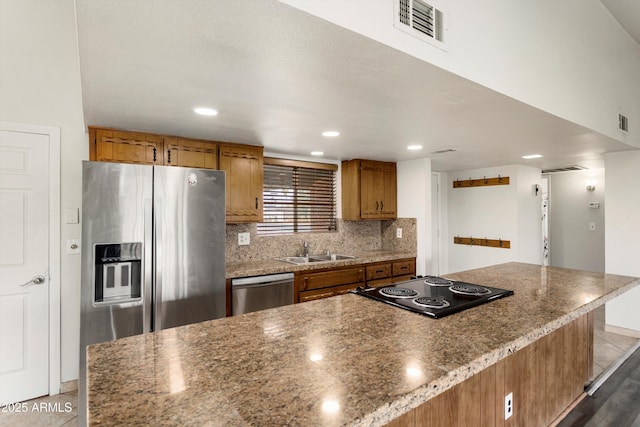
{"left": 75, "top": 0, "right": 636, "bottom": 172}
{"left": 602, "top": 0, "right": 640, "bottom": 46}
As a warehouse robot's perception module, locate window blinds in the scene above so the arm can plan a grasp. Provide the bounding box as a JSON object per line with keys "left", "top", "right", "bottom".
{"left": 258, "top": 158, "right": 337, "bottom": 235}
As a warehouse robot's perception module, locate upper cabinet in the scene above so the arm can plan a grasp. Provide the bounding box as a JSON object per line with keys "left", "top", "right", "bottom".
{"left": 89, "top": 126, "right": 264, "bottom": 223}
{"left": 91, "top": 127, "right": 164, "bottom": 165}
{"left": 162, "top": 136, "right": 217, "bottom": 169}
{"left": 218, "top": 143, "right": 264, "bottom": 223}
{"left": 342, "top": 159, "right": 397, "bottom": 220}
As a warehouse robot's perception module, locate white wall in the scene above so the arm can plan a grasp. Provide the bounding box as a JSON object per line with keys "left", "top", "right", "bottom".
{"left": 282, "top": 0, "right": 640, "bottom": 149}
{"left": 604, "top": 151, "right": 640, "bottom": 331}
{"left": 397, "top": 158, "right": 431, "bottom": 275}
{"left": 446, "top": 165, "right": 541, "bottom": 273}
{"left": 0, "top": 0, "right": 87, "bottom": 382}
{"left": 548, "top": 170, "right": 605, "bottom": 272}
{"left": 516, "top": 165, "right": 543, "bottom": 265}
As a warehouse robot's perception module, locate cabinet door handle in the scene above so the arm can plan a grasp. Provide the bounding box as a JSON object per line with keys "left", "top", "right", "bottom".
{"left": 167, "top": 149, "right": 171, "bottom": 164}
{"left": 380, "top": 201, "right": 384, "bottom": 210}
{"left": 153, "top": 147, "right": 157, "bottom": 162}
{"left": 375, "top": 269, "right": 384, "bottom": 273}
{"left": 376, "top": 201, "right": 379, "bottom": 210}
{"left": 255, "top": 197, "right": 259, "bottom": 209}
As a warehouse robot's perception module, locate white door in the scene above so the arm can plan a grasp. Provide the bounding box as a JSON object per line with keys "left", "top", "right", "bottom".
{"left": 431, "top": 173, "right": 440, "bottom": 276}
{"left": 0, "top": 129, "right": 50, "bottom": 403}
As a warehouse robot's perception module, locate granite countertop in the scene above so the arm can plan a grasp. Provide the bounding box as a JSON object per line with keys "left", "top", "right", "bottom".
{"left": 87, "top": 263, "right": 640, "bottom": 426}
{"left": 225, "top": 250, "right": 417, "bottom": 279}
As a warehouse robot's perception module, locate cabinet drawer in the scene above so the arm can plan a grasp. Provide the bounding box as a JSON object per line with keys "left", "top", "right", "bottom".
{"left": 333, "top": 283, "right": 362, "bottom": 296}
{"left": 298, "top": 267, "right": 365, "bottom": 291}
{"left": 366, "top": 263, "right": 391, "bottom": 281}
{"left": 299, "top": 289, "right": 335, "bottom": 302}
{"left": 393, "top": 259, "right": 415, "bottom": 276}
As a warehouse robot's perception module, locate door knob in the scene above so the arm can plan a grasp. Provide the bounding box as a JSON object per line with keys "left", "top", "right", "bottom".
{"left": 20, "top": 275, "right": 46, "bottom": 287}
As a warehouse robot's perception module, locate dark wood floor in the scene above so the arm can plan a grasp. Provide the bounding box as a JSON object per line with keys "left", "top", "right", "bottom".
{"left": 558, "top": 344, "right": 640, "bottom": 427}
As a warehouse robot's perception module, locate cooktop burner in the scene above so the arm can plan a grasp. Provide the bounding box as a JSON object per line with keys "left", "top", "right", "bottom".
{"left": 413, "top": 296, "right": 450, "bottom": 308}
{"left": 378, "top": 287, "right": 419, "bottom": 298}
{"left": 449, "top": 284, "right": 491, "bottom": 296}
{"left": 351, "top": 276, "right": 513, "bottom": 319}
{"left": 423, "top": 276, "right": 453, "bottom": 286}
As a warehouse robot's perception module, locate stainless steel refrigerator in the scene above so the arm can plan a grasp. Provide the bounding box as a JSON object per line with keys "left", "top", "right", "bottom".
{"left": 78, "top": 161, "right": 226, "bottom": 425}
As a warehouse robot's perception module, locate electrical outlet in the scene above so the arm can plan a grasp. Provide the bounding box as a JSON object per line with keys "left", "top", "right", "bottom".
{"left": 238, "top": 232, "right": 250, "bottom": 246}
{"left": 505, "top": 392, "right": 513, "bottom": 420}
{"left": 396, "top": 228, "right": 403, "bottom": 239}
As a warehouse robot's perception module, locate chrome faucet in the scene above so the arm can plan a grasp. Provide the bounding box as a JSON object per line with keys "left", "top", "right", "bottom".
{"left": 303, "top": 241, "right": 309, "bottom": 257}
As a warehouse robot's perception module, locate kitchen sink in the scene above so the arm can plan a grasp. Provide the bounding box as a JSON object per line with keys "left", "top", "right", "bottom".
{"left": 277, "top": 256, "right": 313, "bottom": 265}
{"left": 309, "top": 254, "right": 356, "bottom": 262}
{"left": 276, "top": 254, "right": 357, "bottom": 265}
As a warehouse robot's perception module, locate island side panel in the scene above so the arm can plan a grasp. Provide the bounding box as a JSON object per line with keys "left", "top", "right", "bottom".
{"left": 404, "top": 313, "right": 592, "bottom": 427}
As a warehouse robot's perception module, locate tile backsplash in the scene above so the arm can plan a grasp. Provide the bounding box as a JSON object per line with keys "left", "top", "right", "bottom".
{"left": 226, "top": 218, "right": 417, "bottom": 262}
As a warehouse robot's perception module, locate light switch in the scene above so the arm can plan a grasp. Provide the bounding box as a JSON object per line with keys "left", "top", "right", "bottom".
{"left": 64, "top": 208, "right": 79, "bottom": 224}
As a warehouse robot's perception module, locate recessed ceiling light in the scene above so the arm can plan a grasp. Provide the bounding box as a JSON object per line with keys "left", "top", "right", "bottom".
{"left": 193, "top": 107, "right": 218, "bottom": 116}
{"left": 522, "top": 154, "right": 543, "bottom": 159}
{"left": 322, "top": 131, "right": 340, "bottom": 137}
{"left": 407, "top": 145, "right": 423, "bottom": 151}
{"left": 311, "top": 151, "right": 324, "bottom": 156}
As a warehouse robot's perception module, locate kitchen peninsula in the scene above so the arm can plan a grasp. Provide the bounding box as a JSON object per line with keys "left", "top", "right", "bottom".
{"left": 85, "top": 263, "right": 640, "bottom": 426}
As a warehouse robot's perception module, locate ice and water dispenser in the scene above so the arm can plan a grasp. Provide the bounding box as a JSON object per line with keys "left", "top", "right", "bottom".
{"left": 94, "top": 243, "right": 142, "bottom": 303}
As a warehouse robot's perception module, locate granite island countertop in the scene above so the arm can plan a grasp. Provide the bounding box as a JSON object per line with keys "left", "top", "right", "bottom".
{"left": 87, "top": 263, "right": 640, "bottom": 426}
{"left": 225, "top": 250, "right": 417, "bottom": 279}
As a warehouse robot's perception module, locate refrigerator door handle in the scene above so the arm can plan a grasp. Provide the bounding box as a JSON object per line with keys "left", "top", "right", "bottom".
{"left": 144, "top": 198, "right": 153, "bottom": 333}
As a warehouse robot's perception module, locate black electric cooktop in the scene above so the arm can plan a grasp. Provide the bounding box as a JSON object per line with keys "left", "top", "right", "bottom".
{"left": 350, "top": 275, "right": 514, "bottom": 318}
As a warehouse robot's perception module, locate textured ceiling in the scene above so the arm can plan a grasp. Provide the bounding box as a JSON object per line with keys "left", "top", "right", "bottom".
{"left": 75, "top": 0, "right": 635, "bottom": 172}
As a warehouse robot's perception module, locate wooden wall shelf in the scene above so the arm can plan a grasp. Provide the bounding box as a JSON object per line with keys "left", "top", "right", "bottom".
{"left": 453, "top": 176, "right": 510, "bottom": 188}
{"left": 454, "top": 236, "right": 511, "bottom": 249}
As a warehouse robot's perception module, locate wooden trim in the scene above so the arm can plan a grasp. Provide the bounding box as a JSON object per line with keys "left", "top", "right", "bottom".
{"left": 548, "top": 393, "right": 587, "bottom": 427}
{"left": 264, "top": 157, "right": 338, "bottom": 171}
{"left": 453, "top": 176, "right": 510, "bottom": 188}
{"left": 454, "top": 236, "right": 511, "bottom": 249}
{"left": 88, "top": 126, "right": 97, "bottom": 160}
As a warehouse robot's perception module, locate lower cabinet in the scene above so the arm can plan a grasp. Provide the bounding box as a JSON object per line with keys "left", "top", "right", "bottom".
{"left": 386, "top": 312, "right": 593, "bottom": 427}
{"left": 295, "top": 258, "right": 416, "bottom": 303}
{"left": 297, "top": 266, "right": 365, "bottom": 302}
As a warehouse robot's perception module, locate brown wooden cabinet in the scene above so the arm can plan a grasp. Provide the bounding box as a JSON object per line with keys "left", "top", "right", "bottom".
{"left": 89, "top": 127, "right": 219, "bottom": 169}
{"left": 295, "top": 258, "right": 415, "bottom": 303}
{"left": 163, "top": 136, "right": 217, "bottom": 169}
{"left": 342, "top": 159, "right": 397, "bottom": 220}
{"left": 297, "top": 266, "right": 365, "bottom": 302}
{"left": 90, "top": 127, "right": 164, "bottom": 165}
{"left": 392, "top": 259, "right": 416, "bottom": 283}
{"left": 218, "top": 143, "right": 264, "bottom": 223}
{"left": 89, "top": 126, "right": 265, "bottom": 223}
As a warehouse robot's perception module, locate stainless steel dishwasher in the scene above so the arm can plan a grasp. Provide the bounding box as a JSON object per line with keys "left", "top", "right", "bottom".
{"left": 231, "top": 272, "right": 295, "bottom": 315}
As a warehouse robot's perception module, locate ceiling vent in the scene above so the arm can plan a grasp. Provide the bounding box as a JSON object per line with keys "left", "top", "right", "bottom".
{"left": 618, "top": 113, "right": 629, "bottom": 133}
{"left": 394, "top": 0, "right": 446, "bottom": 49}
{"left": 541, "top": 166, "right": 588, "bottom": 174}
{"left": 431, "top": 148, "right": 457, "bottom": 154}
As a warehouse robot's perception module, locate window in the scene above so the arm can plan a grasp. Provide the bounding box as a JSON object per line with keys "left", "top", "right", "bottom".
{"left": 258, "top": 158, "right": 337, "bottom": 235}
